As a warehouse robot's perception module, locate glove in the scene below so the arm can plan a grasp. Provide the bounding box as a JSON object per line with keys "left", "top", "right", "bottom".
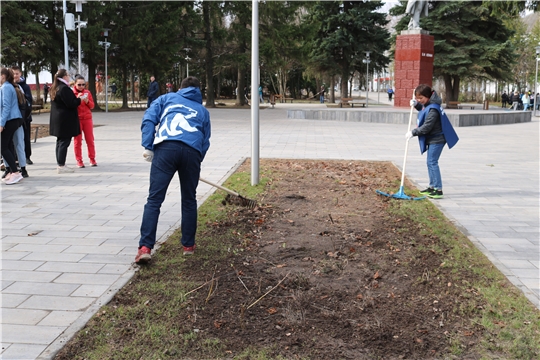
{"left": 405, "top": 131, "right": 413, "bottom": 141}
{"left": 409, "top": 99, "right": 417, "bottom": 107}
{"left": 142, "top": 149, "right": 154, "bottom": 162}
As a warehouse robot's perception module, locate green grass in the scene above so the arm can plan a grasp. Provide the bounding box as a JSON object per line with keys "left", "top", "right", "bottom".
{"left": 387, "top": 188, "right": 540, "bottom": 360}
{"left": 57, "top": 166, "right": 540, "bottom": 360}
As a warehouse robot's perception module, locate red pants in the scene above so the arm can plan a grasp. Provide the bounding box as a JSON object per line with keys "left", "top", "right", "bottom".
{"left": 74, "top": 119, "right": 96, "bottom": 162}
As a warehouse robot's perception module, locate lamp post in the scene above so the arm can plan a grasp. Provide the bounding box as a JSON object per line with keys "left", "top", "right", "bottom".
{"left": 184, "top": 48, "right": 191, "bottom": 78}
{"left": 535, "top": 45, "right": 540, "bottom": 117}
{"left": 363, "top": 51, "right": 371, "bottom": 107}
{"left": 98, "top": 29, "right": 110, "bottom": 112}
{"left": 71, "top": 1, "right": 87, "bottom": 75}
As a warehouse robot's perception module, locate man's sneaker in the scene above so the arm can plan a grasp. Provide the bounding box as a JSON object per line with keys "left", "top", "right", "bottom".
{"left": 135, "top": 246, "right": 152, "bottom": 264}
{"left": 419, "top": 187, "right": 434, "bottom": 195}
{"left": 77, "top": 161, "right": 85, "bottom": 168}
{"left": 2, "top": 169, "right": 10, "bottom": 179}
{"left": 26, "top": 158, "right": 33, "bottom": 165}
{"left": 427, "top": 189, "right": 443, "bottom": 199}
{"left": 57, "top": 166, "right": 74, "bottom": 174}
{"left": 183, "top": 245, "right": 196, "bottom": 255}
{"left": 5, "top": 172, "right": 23, "bottom": 185}
{"left": 90, "top": 160, "right": 98, "bottom": 167}
{"left": 21, "top": 167, "right": 29, "bottom": 178}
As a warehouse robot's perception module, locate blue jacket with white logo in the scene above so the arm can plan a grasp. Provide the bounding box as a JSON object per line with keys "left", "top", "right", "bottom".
{"left": 141, "top": 86, "right": 211, "bottom": 159}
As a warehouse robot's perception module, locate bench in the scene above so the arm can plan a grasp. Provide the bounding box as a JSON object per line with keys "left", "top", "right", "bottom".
{"left": 30, "top": 124, "right": 40, "bottom": 143}
{"left": 339, "top": 97, "right": 353, "bottom": 108}
{"left": 284, "top": 97, "right": 294, "bottom": 103}
{"left": 447, "top": 101, "right": 461, "bottom": 109}
{"left": 273, "top": 94, "right": 283, "bottom": 103}
{"left": 32, "top": 104, "right": 43, "bottom": 114}
{"left": 349, "top": 100, "right": 367, "bottom": 108}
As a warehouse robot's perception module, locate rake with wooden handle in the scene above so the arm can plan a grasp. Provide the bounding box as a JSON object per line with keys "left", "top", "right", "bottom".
{"left": 199, "top": 177, "right": 258, "bottom": 209}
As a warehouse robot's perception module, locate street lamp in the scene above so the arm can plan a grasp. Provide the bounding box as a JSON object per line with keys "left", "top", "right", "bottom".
{"left": 70, "top": 1, "right": 87, "bottom": 75}
{"left": 535, "top": 45, "right": 540, "bottom": 117}
{"left": 184, "top": 48, "right": 191, "bottom": 78}
{"left": 363, "top": 51, "right": 371, "bottom": 107}
{"left": 99, "top": 28, "right": 111, "bottom": 112}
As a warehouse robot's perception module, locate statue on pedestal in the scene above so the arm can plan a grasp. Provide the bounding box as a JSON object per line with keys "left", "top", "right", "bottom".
{"left": 406, "top": 0, "right": 429, "bottom": 30}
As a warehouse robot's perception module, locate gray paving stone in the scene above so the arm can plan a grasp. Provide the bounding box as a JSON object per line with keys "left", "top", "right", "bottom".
{"left": 20, "top": 252, "right": 86, "bottom": 262}
{"left": 79, "top": 254, "right": 134, "bottom": 264}
{"left": 1, "top": 260, "right": 44, "bottom": 271}
{"left": 18, "top": 295, "right": 95, "bottom": 311}
{"left": 2, "top": 324, "right": 65, "bottom": 344}
{"left": 62, "top": 245, "right": 124, "bottom": 255}
{"left": 1, "top": 281, "right": 14, "bottom": 290}
{"left": 70, "top": 285, "right": 110, "bottom": 297}
{"left": 53, "top": 273, "right": 120, "bottom": 285}
{"left": 2, "top": 270, "right": 61, "bottom": 283}
{"left": 3, "top": 282, "right": 80, "bottom": 296}
{"left": 36, "top": 262, "right": 105, "bottom": 274}
{"left": 0, "top": 344, "right": 47, "bottom": 359}
{"left": 8, "top": 244, "right": 69, "bottom": 253}
{"left": 97, "top": 264, "right": 131, "bottom": 274}
{"left": 1, "top": 294, "right": 30, "bottom": 308}
{"left": 47, "top": 237, "right": 105, "bottom": 246}
{"left": 38, "top": 310, "right": 84, "bottom": 327}
{"left": 1, "top": 308, "right": 50, "bottom": 325}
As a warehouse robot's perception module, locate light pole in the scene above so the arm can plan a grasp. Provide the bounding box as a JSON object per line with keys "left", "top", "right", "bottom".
{"left": 363, "top": 51, "right": 371, "bottom": 107}
{"left": 184, "top": 48, "right": 191, "bottom": 78}
{"left": 535, "top": 45, "right": 540, "bottom": 117}
{"left": 98, "top": 29, "right": 110, "bottom": 112}
{"left": 71, "top": 1, "right": 87, "bottom": 75}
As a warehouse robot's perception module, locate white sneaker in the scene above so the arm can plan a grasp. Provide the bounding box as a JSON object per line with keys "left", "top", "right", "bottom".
{"left": 57, "top": 166, "right": 75, "bottom": 174}
{"left": 5, "top": 172, "right": 23, "bottom": 185}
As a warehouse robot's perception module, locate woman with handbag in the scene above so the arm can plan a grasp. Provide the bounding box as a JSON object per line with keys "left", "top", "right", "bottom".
{"left": 49, "top": 69, "right": 81, "bottom": 173}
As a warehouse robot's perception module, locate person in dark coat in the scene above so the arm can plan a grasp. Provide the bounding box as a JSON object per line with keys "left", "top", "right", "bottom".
{"left": 147, "top": 76, "right": 159, "bottom": 108}
{"left": 49, "top": 69, "right": 81, "bottom": 173}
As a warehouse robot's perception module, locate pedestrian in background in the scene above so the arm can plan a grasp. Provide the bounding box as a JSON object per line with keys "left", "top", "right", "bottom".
{"left": 147, "top": 75, "right": 159, "bottom": 108}
{"left": 135, "top": 76, "right": 211, "bottom": 264}
{"left": 12, "top": 66, "right": 34, "bottom": 165}
{"left": 0, "top": 67, "right": 25, "bottom": 185}
{"left": 49, "top": 69, "right": 81, "bottom": 173}
{"left": 501, "top": 91, "right": 508, "bottom": 108}
{"left": 43, "top": 82, "right": 50, "bottom": 104}
{"left": 72, "top": 75, "right": 97, "bottom": 168}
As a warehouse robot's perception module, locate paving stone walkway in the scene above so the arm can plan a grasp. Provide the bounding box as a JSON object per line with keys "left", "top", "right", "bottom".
{"left": 1, "top": 104, "right": 538, "bottom": 359}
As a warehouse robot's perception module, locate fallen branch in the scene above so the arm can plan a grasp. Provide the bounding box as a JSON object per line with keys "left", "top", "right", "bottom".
{"left": 238, "top": 276, "right": 251, "bottom": 294}
{"left": 247, "top": 272, "right": 290, "bottom": 310}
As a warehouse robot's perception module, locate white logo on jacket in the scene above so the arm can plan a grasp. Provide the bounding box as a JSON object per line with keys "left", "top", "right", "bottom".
{"left": 154, "top": 104, "right": 198, "bottom": 144}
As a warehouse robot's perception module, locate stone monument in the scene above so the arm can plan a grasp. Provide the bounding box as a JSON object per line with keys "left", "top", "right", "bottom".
{"left": 394, "top": 0, "right": 434, "bottom": 107}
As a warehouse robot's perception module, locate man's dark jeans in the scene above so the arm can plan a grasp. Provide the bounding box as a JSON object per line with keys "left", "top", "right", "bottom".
{"left": 139, "top": 141, "right": 201, "bottom": 249}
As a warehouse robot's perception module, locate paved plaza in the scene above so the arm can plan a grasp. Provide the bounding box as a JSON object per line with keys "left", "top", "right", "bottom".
{"left": 1, "top": 103, "right": 538, "bottom": 359}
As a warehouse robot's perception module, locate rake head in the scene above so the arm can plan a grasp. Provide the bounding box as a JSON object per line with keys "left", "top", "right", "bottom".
{"left": 376, "top": 186, "right": 425, "bottom": 201}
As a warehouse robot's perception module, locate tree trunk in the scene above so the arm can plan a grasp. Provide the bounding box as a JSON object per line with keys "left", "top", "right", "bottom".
{"left": 122, "top": 65, "right": 129, "bottom": 109}
{"left": 87, "top": 62, "right": 101, "bottom": 111}
{"left": 341, "top": 65, "right": 349, "bottom": 98}
{"left": 443, "top": 74, "right": 460, "bottom": 105}
{"left": 203, "top": 2, "right": 215, "bottom": 107}
{"left": 236, "top": 67, "right": 247, "bottom": 106}
{"left": 330, "top": 76, "right": 336, "bottom": 103}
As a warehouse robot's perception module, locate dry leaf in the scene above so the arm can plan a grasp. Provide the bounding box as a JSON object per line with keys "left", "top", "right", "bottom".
{"left": 463, "top": 331, "right": 474, "bottom": 336}
{"left": 373, "top": 271, "right": 380, "bottom": 279}
{"left": 356, "top": 294, "right": 363, "bottom": 299}
{"left": 267, "top": 307, "right": 277, "bottom": 315}
{"left": 276, "top": 264, "right": 287, "bottom": 268}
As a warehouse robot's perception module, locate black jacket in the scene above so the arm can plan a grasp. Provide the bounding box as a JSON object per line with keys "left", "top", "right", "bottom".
{"left": 49, "top": 82, "right": 81, "bottom": 138}
{"left": 18, "top": 77, "right": 33, "bottom": 121}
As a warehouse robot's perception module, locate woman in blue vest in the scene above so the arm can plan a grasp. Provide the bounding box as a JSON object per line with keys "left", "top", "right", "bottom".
{"left": 405, "top": 84, "right": 458, "bottom": 199}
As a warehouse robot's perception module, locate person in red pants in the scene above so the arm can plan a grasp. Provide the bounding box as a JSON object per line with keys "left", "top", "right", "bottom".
{"left": 72, "top": 75, "right": 97, "bottom": 167}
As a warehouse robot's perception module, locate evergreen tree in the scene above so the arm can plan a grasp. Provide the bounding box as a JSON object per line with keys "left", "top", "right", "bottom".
{"left": 308, "top": 1, "right": 390, "bottom": 98}
{"left": 391, "top": 1, "right": 517, "bottom": 103}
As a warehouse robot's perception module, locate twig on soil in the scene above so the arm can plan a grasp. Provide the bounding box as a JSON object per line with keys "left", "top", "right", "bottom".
{"left": 329, "top": 214, "right": 334, "bottom": 224}
{"left": 185, "top": 280, "right": 213, "bottom": 297}
{"left": 257, "top": 255, "right": 277, "bottom": 267}
{"left": 206, "top": 266, "right": 218, "bottom": 303}
{"left": 247, "top": 272, "right": 290, "bottom": 310}
{"left": 238, "top": 276, "right": 251, "bottom": 294}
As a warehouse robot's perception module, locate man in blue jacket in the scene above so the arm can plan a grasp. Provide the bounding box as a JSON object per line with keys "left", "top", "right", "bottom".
{"left": 146, "top": 75, "right": 159, "bottom": 108}
{"left": 136, "top": 76, "right": 211, "bottom": 264}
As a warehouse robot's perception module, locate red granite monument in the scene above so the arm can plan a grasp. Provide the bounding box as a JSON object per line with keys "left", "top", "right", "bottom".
{"left": 394, "top": 29, "right": 435, "bottom": 107}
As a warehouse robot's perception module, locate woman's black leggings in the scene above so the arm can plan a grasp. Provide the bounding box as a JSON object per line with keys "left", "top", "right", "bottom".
{"left": 1, "top": 119, "right": 22, "bottom": 173}
{"left": 55, "top": 137, "right": 72, "bottom": 166}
